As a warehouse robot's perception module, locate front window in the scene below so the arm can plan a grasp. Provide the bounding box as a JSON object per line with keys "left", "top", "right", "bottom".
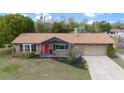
{"left": 55, "top": 44, "right": 68, "bottom": 50}
{"left": 24, "top": 44, "right": 30, "bottom": 52}
{"left": 22, "top": 44, "right": 36, "bottom": 52}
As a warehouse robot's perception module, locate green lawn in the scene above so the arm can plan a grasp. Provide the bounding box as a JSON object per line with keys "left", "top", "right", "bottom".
{"left": 112, "top": 57, "right": 124, "bottom": 69}
{"left": 114, "top": 48, "right": 124, "bottom": 69}
{"left": 111, "top": 48, "right": 124, "bottom": 69}
{"left": 116, "top": 49, "right": 124, "bottom": 54}
{"left": 0, "top": 48, "right": 91, "bottom": 80}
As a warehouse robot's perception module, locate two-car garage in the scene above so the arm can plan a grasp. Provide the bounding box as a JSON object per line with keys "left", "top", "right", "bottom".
{"left": 83, "top": 45, "right": 107, "bottom": 56}
{"left": 74, "top": 44, "right": 107, "bottom": 56}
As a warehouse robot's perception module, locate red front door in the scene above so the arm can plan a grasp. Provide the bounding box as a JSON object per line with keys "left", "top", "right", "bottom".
{"left": 44, "top": 44, "right": 49, "bottom": 54}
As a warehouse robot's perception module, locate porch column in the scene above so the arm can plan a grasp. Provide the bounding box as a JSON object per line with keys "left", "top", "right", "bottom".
{"left": 29, "top": 44, "right": 32, "bottom": 52}
{"left": 68, "top": 44, "right": 71, "bottom": 52}
{"left": 36, "top": 44, "right": 41, "bottom": 54}
{"left": 15, "top": 44, "right": 20, "bottom": 52}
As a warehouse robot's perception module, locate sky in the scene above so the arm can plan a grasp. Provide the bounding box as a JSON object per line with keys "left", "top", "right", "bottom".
{"left": 0, "top": 13, "right": 124, "bottom": 24}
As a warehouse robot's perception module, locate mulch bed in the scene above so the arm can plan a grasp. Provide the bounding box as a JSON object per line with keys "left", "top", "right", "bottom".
{"left": 52, "top": 58, "right": 83, "bottom": 69}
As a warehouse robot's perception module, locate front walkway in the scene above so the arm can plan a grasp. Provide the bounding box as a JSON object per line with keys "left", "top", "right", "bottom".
{"left": 84, "top": 56, "right": 124, "bottom": 80}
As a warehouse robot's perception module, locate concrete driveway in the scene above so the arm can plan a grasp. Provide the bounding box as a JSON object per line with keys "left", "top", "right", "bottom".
{"left": 84, "top": 56, "right": 124, "bottom": 80}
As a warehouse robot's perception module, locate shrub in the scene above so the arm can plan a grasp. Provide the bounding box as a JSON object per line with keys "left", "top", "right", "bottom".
{"left": 81, "top": 59, "right": 88, "bottom": 69}
{"left": 4, "top": 44, "right": 12, "bottom": 48}
{"left": 107, "top": 44, "right": 116, "bottom": 58}
{"left": 68, "top": 51, "right": 77, "bottom": 64}
{"left": 31, "top": 51, "right": 35, "bottom": 58}
{"left": 15, "top": 52, "right": 35, "bottom": 58}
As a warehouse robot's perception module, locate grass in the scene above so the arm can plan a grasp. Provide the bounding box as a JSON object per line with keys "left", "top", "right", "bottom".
{"left": 116, "top": 49, "right": 124, "bottom": 54}
{"left": 0, "top": 64, "right": 20, "bottom": 73}
{"left": 112, "top": 57, "right": 124, "bottom": 69}
{"left": 114, "top": 48, "right": 124, "bottom": 69}
{"left": 0, "top": 48, "right": 91, "bottom": 80}
{"left": 111, "top": 48, "right": 124, "bottom": 69}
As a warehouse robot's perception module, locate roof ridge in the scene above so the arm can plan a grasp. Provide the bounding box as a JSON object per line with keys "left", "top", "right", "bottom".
{"left": 20, "top": 32, "right": 107, "bottom": 34}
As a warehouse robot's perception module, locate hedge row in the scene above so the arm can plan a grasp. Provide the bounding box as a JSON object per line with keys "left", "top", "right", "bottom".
{"left": 14, "top": 52, "right": 35, "bottom": 58}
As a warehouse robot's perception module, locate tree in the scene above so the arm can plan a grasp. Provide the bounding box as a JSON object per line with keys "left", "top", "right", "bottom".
{"left": 35, "top": 19, "right": 41, "bottom": 32}
{"left": 67, "top": 17, "right": 78, "bottom": 32}
{"left": 111, "top": 22, "right": 124, "bottom": 29}
{"left": 50, "top": 22, "right": 68, "bottom": 33}
{"left": 111, "top": 22, "right": 120, "bottom": 29}
{"left": 88, "top": 24, "right": 96, "bottom": 32}
{"left": 107, "top": 44, "right": 116, "bottom": 58}
{"left": 60, "top": 16, "right": 66, "bottom": 22}
{"left": 39, "top": 16, "right": 79, "bottom": 33}
{"left": 0, "top": 14, "right": 35, "bottom": 47}
{"left": 40, "top": 23, "right": 53, "bottom": 33}
{"left": 79, "top": 18, "right": 89, "bottom": 32}
{"left": 94, "top": 21, "right": 111, "bottom": 33}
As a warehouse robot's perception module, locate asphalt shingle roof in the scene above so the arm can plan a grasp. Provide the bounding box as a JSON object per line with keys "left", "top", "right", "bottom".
{"left": 12, "top": 33, "right": 114, "bottom": 44}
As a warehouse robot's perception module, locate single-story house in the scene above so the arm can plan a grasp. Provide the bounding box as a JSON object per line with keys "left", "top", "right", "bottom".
{"left": 108, "top": 29, "right": 124, "bottom": 48}
{"left": 12, "top": 33, "right": 114, "bottom": 57}
{"left": 108, "top": 29, "right": 124, "bottom": 37}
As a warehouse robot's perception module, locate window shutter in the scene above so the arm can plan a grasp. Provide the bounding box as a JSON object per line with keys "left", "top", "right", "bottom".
{"left": 53, "top": 44, "right": 55, "bottom": 50}
{"left": 20, "top": 44, "right": 23, "bottom": 52}
{"left": 31, "top": 44, "right": 36, "bottom": 51}
{"left": 34, "top": 44, "right": 36, "bottom": 51}
{"left": 31, "top": 44, "right": 33, "bottom": 51}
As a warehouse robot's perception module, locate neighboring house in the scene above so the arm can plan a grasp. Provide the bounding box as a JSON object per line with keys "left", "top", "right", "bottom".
{"left": 108, "top": 29, "right": 124, "bottom": 48}
{"left": 108, "top": 29, "right": 124, "bottom": 38}
{"left": 12, "top": 33, "right": 114, "bottom": 57}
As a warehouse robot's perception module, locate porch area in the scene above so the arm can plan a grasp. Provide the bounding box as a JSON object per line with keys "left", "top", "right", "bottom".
{"left": 39, "top": 37, "right": 71, "bottom": 57}
{"left": 40, "top": 54, "right": 68, "bottom": 58}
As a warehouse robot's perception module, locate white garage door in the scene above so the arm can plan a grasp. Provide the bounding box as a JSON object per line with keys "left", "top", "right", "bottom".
{"left": 83, "top": 45, "right": 107, "bottom": 56}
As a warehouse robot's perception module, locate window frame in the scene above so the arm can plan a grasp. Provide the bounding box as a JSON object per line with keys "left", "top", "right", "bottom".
{"left": 22, "top": 44, "right": 32, "bottom": 52}
{"left": 55, "top": 44, "right": 68, "bottom": 50}
{"left": 22, "top": 44, "right": 36, "bottom": 52}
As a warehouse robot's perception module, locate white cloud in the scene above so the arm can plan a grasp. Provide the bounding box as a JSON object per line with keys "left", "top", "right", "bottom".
{"left": 35, "top": 13, "right": 41, "bottom": 15}
{"left": 21, "top": 14, "right": 28, "bottom": 17}
{"left": 87, "top": 20, "right": 95, "bottom": 24}
{"left": 84, "top": 13, "right": 96, "bottom": 17}
{"left": 84, "top": 13, "right": 103, "bottom": 17}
